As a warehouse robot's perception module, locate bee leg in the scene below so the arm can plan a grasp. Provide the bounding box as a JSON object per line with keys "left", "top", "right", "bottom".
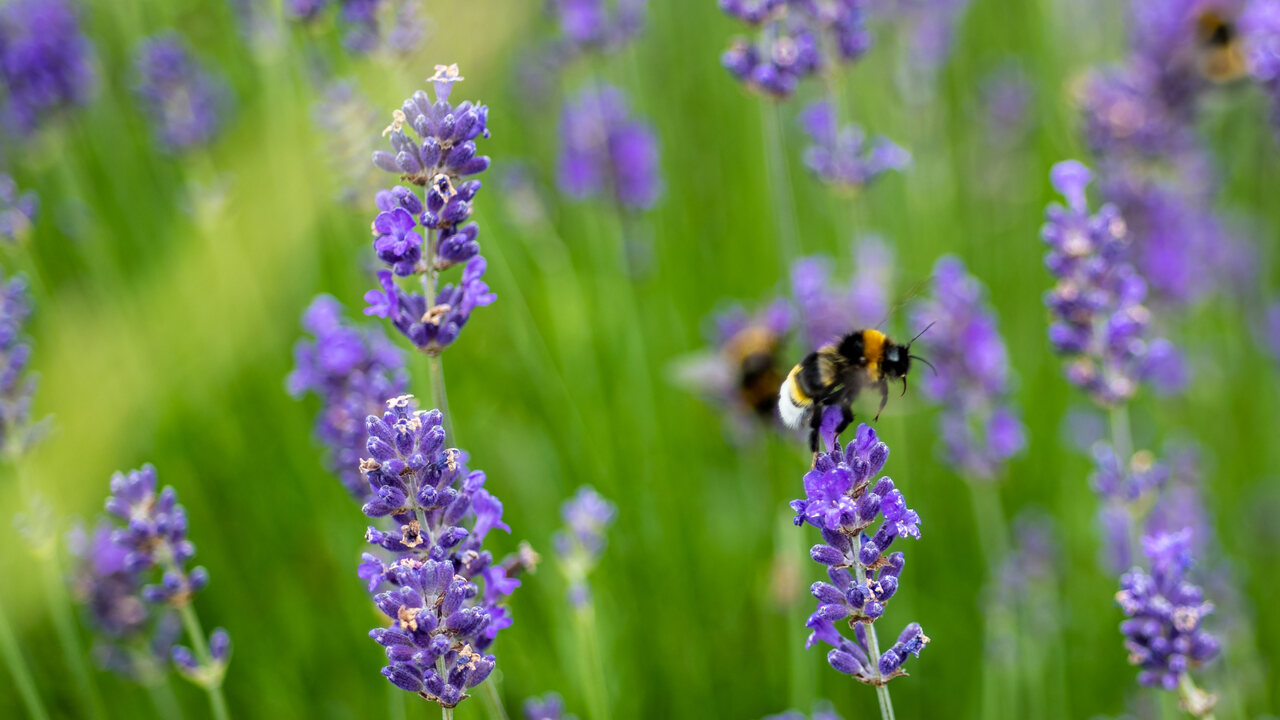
{"left": 836, "top": 405, "right": 854, "bottom": 438}
{"left": 874, "top": 380, "right": 889, "bottom": 421}
{"left": 807, "top": 405, "right": 824, "bottom": 453}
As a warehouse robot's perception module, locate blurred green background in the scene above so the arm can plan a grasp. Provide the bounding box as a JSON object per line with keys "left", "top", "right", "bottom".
{"left": 2, "top": 0, "right": 1279, "bottom": 718}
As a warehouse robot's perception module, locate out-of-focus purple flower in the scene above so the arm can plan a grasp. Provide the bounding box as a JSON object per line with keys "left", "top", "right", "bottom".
{"left": 0, "top": 0, "right": 94, "bottom": 135}
{"left": 1241, "top": 0, "right": 1280, "bottom": 135}
{"left": 1091, "top": 444, "right": 1170, "bottom": 572}
{"left": 101, "top": 465, "right": 230, "bottom": 686}
{"left": 0, "top": 272, "right": 44, "bottom": 455}
{"left": 794, "top": 415, "right": 928, "bottom": 684}
{"left": 0, "top": 173, "right": 37, "bottom": 240}
{"left": 554, "top": 486, "right": 616, "bottom": 607}
{"left": 790, "top": 237, "right": 893, "bottom": 350}
{"left": 361, "top": 396, "right": 516, "bottom": 707}
{"left": 524, "top": 692, "right": 577, "bottom": 720}
{"left": 1265, "top": 300, "right": 1280, "bottom": 360}
{"left": 314, "top": 80, "right": 383, "bottom": 206}
{"left": 764, "top": 703, "right": 844, "bottom": 720}
{"left": 980, "top": 63, "right": 1034, "bottom": 145}
{"left": 557, "top": 84, "right": 662, "bottom": 211}
{"left": 912, "top": 255, "right": 1025, "bottom": 481}
{"left": 549, "top": 0, "right": 647, "bottom": 54}
{"left": 288, "top": 295, "right": 408, "bottom": 500}
{"left": 286, "top": 0, "right": 425, "bottom": 55}
{"left": 1076, "top": 63, "right": 1195, "bottom": 160}
{"left": 132, "top": 34, "right": 229, "bottom": 153}
{"left": 889, "top": 0, "right": 973, "bottom": 82}
{"left": 720, "top": 1, "right": 866, "bottom": 99}
{"left": 367, "top": 67, "right": 496, "bottom": 354}
{"left": 1116, "top": 530, "right": 1220, "bottom": 695}
{"left": 797, "top": 100, "right": 909, "bottom": 191}
{"left": 1040, "top": 160, "right": 1178, "bottom": 406}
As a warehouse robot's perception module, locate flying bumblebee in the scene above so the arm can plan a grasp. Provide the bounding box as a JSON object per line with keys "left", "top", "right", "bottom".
{"left": 779, "top": 325, "right": 934, "bottom": 452}
{"left": 1196, "top": 9, "right": 1247, "bottom": 83}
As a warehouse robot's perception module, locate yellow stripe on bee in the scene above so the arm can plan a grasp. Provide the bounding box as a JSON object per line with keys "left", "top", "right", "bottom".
{"left": 787, "top": 364, "right": 810, "bottom": 405}
{"left": 862, "top": 329, "right": 886, "bottom": 381}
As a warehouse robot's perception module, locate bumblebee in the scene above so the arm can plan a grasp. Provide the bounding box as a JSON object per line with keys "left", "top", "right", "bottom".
{"left": 726, "top": 325, "right": 787, "bottom": 420}
{"left": 1196, "top": 10, "right": 1247, "bottom": 83}
{"left": 779, "top": 325, "right": 934, "bottom": 452}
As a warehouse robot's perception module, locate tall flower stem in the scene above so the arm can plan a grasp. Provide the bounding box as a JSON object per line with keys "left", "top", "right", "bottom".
{"left": 1107, "top": 404, "right": 1143, "bottom": 558}
{"left": 420, "top": 222, "right": 454, "bottom": 441}
{"left": 760, "top": 100, "right": 799, "bottom": 263}
{"left": 481, "top": 677, "right": 510, "bottom": 720}
{"left": 175, "top": 601, "right": 230, "bottom": 720}
{"left": 863, "top": 621, "right": 896, "bottom": 720}
{"left": 143, "top": 677, "right": 185, "bottom": 720}
{"left": 968, "top": 481, "right": 1013, "bottom": 719}
{"left": 574, "top": 602, "right": 610, "bottom": 720}
{"left": 0, "top": 601, "right": 49, "bottom": 720}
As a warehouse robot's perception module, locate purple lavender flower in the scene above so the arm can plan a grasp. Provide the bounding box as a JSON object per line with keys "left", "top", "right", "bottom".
{"left": 0, "top": 0, "right": 94, "bottom": 135}
{"left": 360, "top": 395, "right": 516, "bottom": 708}
{"left": 133, "top": 33, "right": 229, "bottom": 153}
{"left": 102, "top": 465, "right": 230, "bottom": 688}
{"left": 524, "top": 692, "right": 577, "bottom": 720}
{"left": 979, "top": 62, "right": 1034, "bottom": 145}
{"left": 557, "top": 84, "right": 662, "bottom": 211}
{"left": 794, "top": 415, "right": 928, "bottom": 684}
{"left": 720, "top": 0, "right": 867, "bottom": 98}
{"left": 0, "top": 173, "right": 37, "bottom": 240}
{"left": 1241, "top": 0, "right": 1280, "bottom": 127}
{"left": 797, "top": 100, "right": 909, "bottom": 191}
{"left": 549, "top": 0, "right": 647, "bottom": 54}
{"left": 1116, "top": 531, "right": 1220, "bottom": 695}
{"left": 1040, "top": 160, "right": 1178, "bottom": 406}
{"left": 367, "top": 66, "right": 496, "bottom": 354}
{"left": 287, "top": 0, "right": 424, "bottom": 55}
{"left": 911, "top": 255, "right": 1025, "bottom": 480}
{"left": 314, "top": 80, "right": 384, "bottom": 205}
{"left": 0, "top": 272, "right": 44, "bottom": 455}
{"left": 288, "top": 295, "right": 408, "bottom": 500}
{"left": 554, "top": 486, "right": 616, "bottom": 607}
{"left": 790, "top": 237, "right": 893, "bottom": 350}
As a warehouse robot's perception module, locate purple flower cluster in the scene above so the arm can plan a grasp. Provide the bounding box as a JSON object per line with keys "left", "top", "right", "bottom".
{"left": 132, "top": 34, "right": 229, "bottom": 153}
{"left": 794, "top": 415, "right": 928, "bottom": 684}
{"left": 101, "top": 465, "right": 231, "bottom": 685}
{"left": 288, "top": 295, "right": 407, "bottom": 500}
{"left": 0, "top": 173, "right": 37, "bottom": 240}
{"left": 359, "top": 395, "right": 518, "bottom": 708}
{"left": 549, "top": 0, "right": 647, "bottom": 55}
{"left": 790, "top": 237, "right": 893, "bottom": 350}
{"left": 0, "top": 0, "right": 94, "bottom": 135}
{"left": 911, "top": 255, "right": 1025, "bottom": 481}
{"left": 885, "top": 0, "right": 974, "bottom": 83}
{"left": 366, "top": 66, "right": 496, "bottom": 354}
{"left": 1116, "top": 531, "right": 1220, "bottom": 695}
{"left": 554, "top": 486, "right": 617, "bottom": 607}
{"left": 524, "top": 692, "right": 577, "bottom": 720}
{"left": 557, "top": 84, "right": 662, "bottom": 211}
{"left": 796, "top": 100, "right": 908, "bottom": 192}
{"left": 720, "top": 0, "right": 870, "bottom": 98}
{"left": 286, "top": 0, "right": 425, "bottom": 55}
{"left": 1040, "top": 161, "right": 1181, "bottom": 406}
{"left": 0, "top": 272, "right": 42, "bottom": 455}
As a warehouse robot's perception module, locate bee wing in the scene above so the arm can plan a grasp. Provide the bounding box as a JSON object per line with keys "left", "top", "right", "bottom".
{"left": 667, "top": 351, "right": 734, "bottom": 398}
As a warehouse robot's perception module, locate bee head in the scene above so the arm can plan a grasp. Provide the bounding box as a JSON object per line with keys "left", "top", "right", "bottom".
{"left": 888, "top": 323, "right": 939, "bottom": 396}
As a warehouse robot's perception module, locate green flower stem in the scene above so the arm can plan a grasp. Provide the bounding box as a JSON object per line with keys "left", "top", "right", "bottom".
{"left": 481, "top": 677, "right": 510, "bottom": 720}
{"left": 863, "top": 620, "right": 896, "bottom": 720}
{"left": 0, "top": 600, "right": 50, "bottom": 720}
{"left": 574, "top": 601, "right": 610, "bottom": 720}
{"left": 175, "top": 601, "right": 230, "bottom": 720}
{"left": 40, "top": 553, "right": 106, "bottom": 720}
{"left": 760, "top": 100, "right": 799, "bottom": 264}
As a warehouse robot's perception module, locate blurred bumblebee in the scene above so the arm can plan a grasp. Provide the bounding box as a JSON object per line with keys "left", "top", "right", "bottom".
{"left": 779, "top": 325, "right": 934, "bottom": 452}
{"left": 670, "top": 319, "right": 788, "bottom": 425}
{"left": 1196, "top": 10, "right": 1247, "bottom": 83}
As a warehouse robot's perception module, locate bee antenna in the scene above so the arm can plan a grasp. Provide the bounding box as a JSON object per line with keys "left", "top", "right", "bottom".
{"left": 906, "top": 321, "right": 936, "bottom": 348}
{"left": 909, "top": 354, "right": 938, "bottom": 376}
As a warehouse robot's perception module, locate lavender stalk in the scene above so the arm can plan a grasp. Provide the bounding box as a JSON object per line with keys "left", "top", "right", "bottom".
{"left": 0, "top": 604, "right": 49, "bottom": 720}
{"left": 555, "top": 486, "right": 616, "bottom": 720}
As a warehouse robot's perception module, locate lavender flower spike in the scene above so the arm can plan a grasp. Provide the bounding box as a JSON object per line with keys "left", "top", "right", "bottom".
{"left": 795, "top": 413, "right": 928, "bottom": 688}
{"left": 1116, "top": 530, "right": 1219, "bottom": 714}
{"left": 1040, "top": 160, "right": 1177, "bottom": 406}
{"left": 554, "top": 486, "right": 617, "bottom": 607}
{"left": 361, "top": 395, "right": 517, "bottom": 708}
{"left": 557, "top": 84, "right": 662, "bottom": 211}
{"left": 798, "top": 100, "right": 909, "bottom": 192}
{"left": 524, "top": 692, "right": 577, "bottom": 720}
{"left": 911, "top": 255, "right": 1025, "bottom": 480}
{"left": 0, "top": 174, "right": 38, "bottom": 241}
{"left": 133, "top": 33, "right": 230, "bottom": 153}
{"left": 288, "top": 295, "right": 408, "bottom": 500}
{"left": 0, "top": 0, "right": 95, "bottom": 135}
{"left": 103, "top": 465, "right": 230, "bottom": 706}
{"left": 0, "top": 272, "right": 45, "bottom": 456}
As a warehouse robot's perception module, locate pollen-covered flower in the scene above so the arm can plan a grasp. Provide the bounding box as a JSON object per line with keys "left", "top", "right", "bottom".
{"left": 554, "top": 486, "right": 616, "bottom": 607}
{"left": 360, "top": 395, "right": 518, "bottom": 708}
{"left": 132, "top": 33, "right": 230, "bottom": 153}
{"left": 288, "top": 295, "right": 407, "bottom": 500}
{"left": 1040, "top": 160, "right": 1178, "bottom": 406}
{"left": 372, "top": 65, "right": 490, "bottom": 187}
{"left": 1116, "top": 530, "right": 1220, "bottom": 694}
{"left": 795, "top": 414, "right": 928, "bottom": 684}
{"left": 0, "top": 173, "right": 37, "bottom": 241}
{"left": 558, "top": 84, "right": 662, "bottom": 211}
{"left": 0, "top": 0, "right": 94, "bottom": 135}
{"left": 101, "top": 465, "right": 230, "bottom": 686}
{"left": 911, "top": 255, "right": 1025, "bottom": 480}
